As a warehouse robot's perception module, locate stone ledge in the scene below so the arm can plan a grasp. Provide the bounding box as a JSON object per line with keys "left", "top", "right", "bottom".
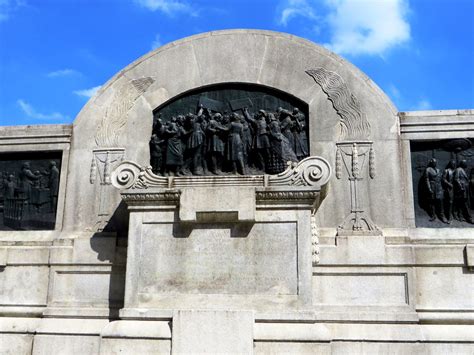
{"left": 0, "top": 306, "right": 46, "bottom": 318}
{"left": 35, "top": 318, "right": 109, "bottom": 336}
{"left": 256, "top": 322, "right": 474, "bottom": 343}
{"left": 101, "top": 320, "right": 171, "bottom": 339}
{"left": 417, "top": 310, "right": 474, "bottom": 325}
{"left": 399, "top": 109, "right": 474, "bottom": 139}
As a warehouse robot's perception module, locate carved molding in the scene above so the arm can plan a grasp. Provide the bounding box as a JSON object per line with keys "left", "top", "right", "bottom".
{"left": 111, "top": 156, "right": 331, "bottom": 190}
{"left": 306, "top": 67, "right": 371, "bottom": 141}
{"left": 121, "top": 191, "right": 181, "bottom": 206}
{"left": 95, "top": 77, "right": 155, "bottom": 147}
{"left": 255, "top": 190, "right": 319, "bottom": 202}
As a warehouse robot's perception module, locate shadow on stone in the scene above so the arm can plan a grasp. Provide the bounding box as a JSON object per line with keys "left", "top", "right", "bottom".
{"left": 172, "top": 222, "right": 254, "bottom": 239}
{"left": 89, "top": 202, "right": 129, "bottom": 320}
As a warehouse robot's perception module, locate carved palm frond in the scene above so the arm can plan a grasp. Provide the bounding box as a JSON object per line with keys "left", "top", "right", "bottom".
{"left": 95, "top": 77, "right": 155, "bottom": 147}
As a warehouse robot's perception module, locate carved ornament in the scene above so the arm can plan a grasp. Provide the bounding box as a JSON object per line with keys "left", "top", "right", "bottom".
{"left": 95, "top": 77, "right": 155, "bottom": 148}
{"left": 306, "top": 67, "right": 371, "bottom": 141}
{"left": 111, "top": 155, "right": 331, "bottom": 190}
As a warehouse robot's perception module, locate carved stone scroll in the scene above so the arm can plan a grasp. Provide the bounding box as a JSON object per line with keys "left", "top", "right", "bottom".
{"left": 111, "top": 156, "right": 331, "bottom": 190}
{"left": 267, "top": 156, "right": 331, "bottom": 189}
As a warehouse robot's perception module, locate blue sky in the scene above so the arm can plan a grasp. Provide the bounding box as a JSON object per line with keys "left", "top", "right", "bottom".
{"left": 0, "top": 0, "right": 473, "bottom": 126}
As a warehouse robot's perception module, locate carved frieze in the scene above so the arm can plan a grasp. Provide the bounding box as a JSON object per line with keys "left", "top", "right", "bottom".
{"left": 0, "top": 152, "right": 61, "bottom": 231}
{"left": 149, "top": 84, "right": 309, "bottom": 177}
{"left": 411, "top": 139, "right": 474, "bottom": 227}
{"left": 121, "top": 191, "right": 181, "bottom": 207}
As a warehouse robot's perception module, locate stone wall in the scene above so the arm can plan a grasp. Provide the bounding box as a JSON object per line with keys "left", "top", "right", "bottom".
{"left": 0, "top": 30, "right": 473, "bottom": 354}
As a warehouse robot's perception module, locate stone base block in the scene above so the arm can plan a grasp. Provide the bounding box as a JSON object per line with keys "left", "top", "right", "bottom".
{"left": 0, "top": 334, "right": 33, "bottom": 355}
{"left": 171, "top": 310, "right": 254, "bottom": 354}
{"left": 100, "top": 339, "right": 171, "bottom": 355}
{"left": 32, "top": 335, "right": 100, "bottom": 355}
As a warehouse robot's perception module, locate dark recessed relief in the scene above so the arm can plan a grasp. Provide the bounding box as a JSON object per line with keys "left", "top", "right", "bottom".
{"left": 150, "top": 83, "right": 309, "bottom": 176}
{"left": 411, "top": 139, "right": 474, "bottom": 227}
{"left": 0, "top": 152, "right": 61, "bottom": 231}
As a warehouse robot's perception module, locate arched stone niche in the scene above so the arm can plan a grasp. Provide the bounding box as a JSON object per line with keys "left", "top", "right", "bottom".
{"left": 64, "top": 29, "right": 404, "bottom": 233}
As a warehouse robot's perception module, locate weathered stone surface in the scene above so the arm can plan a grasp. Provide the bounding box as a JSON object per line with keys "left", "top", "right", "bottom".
{"left": 171, "top": 310, "right": 253, "bottom": 354}
{"left": 32, "top": 335, "right": 100, "bottom": 355}
{"left": 139, "top": 222, "right": 297, "bottom": 295}
{"left": 0, "top": 334, "right": 33, "bottom": 355}
{"left": 100, "top": 339, "right": 171, "bottom": 355}
{"left": 0, "top": 29, "right": 474, "bottom": 354}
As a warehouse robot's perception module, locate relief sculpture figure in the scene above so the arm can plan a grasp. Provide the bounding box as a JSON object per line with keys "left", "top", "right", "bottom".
{"left": 184, "top": 113, "right": 205, "bottom": 175}
{"left": 48, "top": 161, "right": 60, "bottom": 212}
{"left": 424, "top": 158, "right": 447, "bottom": 223}
{"left": 206, "top": 113, "right": 225, "bottom": 174}
{"left": 292, "top": 107, "right": 309, "bottom": 160}
{"left": 442, "top": 160, "right": 456, "bottom": 223}
{"left": 454, "top": 160, "right": 473, "bottom": 223}
{"left": 243, "top": 108, "right": 271, "bottom": 173}
{"left": 18, "top": 162, "right": 40, "bottom": 203}
{"left": 223, "top": 113, "right": 246, "bottom": 175}
{"left": 164, "top": 117, "right": 184, "bottom": 176}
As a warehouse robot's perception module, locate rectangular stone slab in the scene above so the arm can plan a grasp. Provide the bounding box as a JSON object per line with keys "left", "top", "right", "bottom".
{"left": 138, "top": 222, "right": 298, "bottom": 295}
{"left": 171, "top": 310, "right": 253, "bottom": 354}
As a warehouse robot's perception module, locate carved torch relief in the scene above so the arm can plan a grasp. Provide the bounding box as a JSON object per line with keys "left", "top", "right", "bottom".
{"left": 307, "top": 68, "right": 380, "bottom": 236}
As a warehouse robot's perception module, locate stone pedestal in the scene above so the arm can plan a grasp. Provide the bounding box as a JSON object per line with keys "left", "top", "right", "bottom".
{"left": 111, "top": 157, "right": 331, "bottom": 352}
{"left": 119, "top": 185, "right": 319, "bottom": 318}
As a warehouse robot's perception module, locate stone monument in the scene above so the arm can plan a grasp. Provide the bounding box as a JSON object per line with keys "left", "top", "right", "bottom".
{"left": 0, "top": 30, "right": 473, "bottom": 354}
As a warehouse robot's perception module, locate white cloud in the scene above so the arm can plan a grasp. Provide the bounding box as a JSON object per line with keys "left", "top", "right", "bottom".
{"left": 134, "top": 0, "right": 195, "bottom": 16}
{"left": 46, "top": 68, "right": 81, "bottom": 78}
{"left": 388, "top": 83, "right": 401, "bottom": 100}
{"left": 151, "top": 34, "right": 162, "bottom": 50}
{"left": 0, "top": 0, "right": 25, "bottom": 22}
{"left": 278, "top": 0, "right": 318, "bottom": 26}
{"left": 414, "top": 99, "right": 432, "bottom": 111}
{"left": 74, "top": 85, "right": 101, "bottom": 98}
{"left": 277, "top": 0, "right": 411, "bottom": 56}
{"left": 17, "top": 99, "right": 69, "bottom": 121}
{"left": 324, "top": 0, "right": 410, "bottom": 56}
